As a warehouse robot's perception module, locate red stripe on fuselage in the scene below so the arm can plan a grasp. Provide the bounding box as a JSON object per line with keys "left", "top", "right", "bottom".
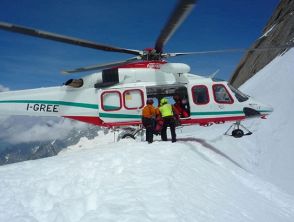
{"left": 117, "top": 61, "right": 166, "bottom": 69}
{"left": 180, "top": 116, "right": 245, "bottom": 125}
{"left": 63, "top": 115, "right": 245, "bottom": 128}
{"left": 63, "top": 116, "right": 104, "bottom": 125}
{"left": 63, "top": 116, "right": 141, "bottom": 127}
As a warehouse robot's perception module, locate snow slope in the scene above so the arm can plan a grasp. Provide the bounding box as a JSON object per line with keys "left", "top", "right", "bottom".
{"left": 0, "top": 49, "right": 294, "bottom": 222}
{"left": 1, "top": 132, "right": 294, "bottom": 222}
{"left": 240, "top": 48, "right": 294, "bottom": 195}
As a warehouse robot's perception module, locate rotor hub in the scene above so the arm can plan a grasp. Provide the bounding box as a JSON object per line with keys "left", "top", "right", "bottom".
{"left": 142, "top": 48, "right": 162, "bottom": 61}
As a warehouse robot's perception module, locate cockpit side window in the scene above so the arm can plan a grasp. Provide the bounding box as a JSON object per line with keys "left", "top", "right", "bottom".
{"left": 213, "top": 84, "right": 234, "bottom": 104}
{"left": 228, "top": 84, "right": 249, "bottom": 102}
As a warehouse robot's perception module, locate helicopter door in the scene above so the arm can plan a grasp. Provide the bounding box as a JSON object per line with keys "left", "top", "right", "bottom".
{"left": 189, "top": 85, "right": 212, "bottom": 121}
{"left": 99, "top": 88, "right": 145, "bottom": 124}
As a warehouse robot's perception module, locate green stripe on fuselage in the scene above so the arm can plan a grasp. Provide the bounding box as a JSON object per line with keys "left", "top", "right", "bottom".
{"left": 99, "top": 113, "right": 141, "bottom": 119}
{"left": 259, "top": 110, "right": 272, "bottom": 113}
{"left": 100, "top": 110, "right": 244, "bottom": 119}
{"left": 190, "top": 111, "right": 244, "bottom": 116}
{"left": 103, "top": 105, "right": 120, "bottom": 111}
{"left": 0, "top": 100, "right": 98, "bottom": 109}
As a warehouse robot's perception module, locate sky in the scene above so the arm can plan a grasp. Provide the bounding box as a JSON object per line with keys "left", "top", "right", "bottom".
{"left": 0, "top": 0, "right": 279, "bottom": 90}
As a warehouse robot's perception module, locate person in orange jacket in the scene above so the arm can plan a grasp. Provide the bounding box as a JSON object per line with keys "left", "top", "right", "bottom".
{"left": 142, "top": 98, "right": 157, "bottom": 143}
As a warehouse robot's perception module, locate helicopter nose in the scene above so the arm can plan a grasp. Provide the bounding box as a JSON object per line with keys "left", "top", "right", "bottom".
{"left": 258, "top": 104, "right": 274, "bottom": 119}
{"left": 260, "top": 104, "right": 274, "bottom": 116}
{"left": 244, "top": 102, "right": 273, "bottom": 118}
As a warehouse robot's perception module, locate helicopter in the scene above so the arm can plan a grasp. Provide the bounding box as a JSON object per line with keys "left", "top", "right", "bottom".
{"left": 0, "top": 0, "right": 286, "bottom": 139}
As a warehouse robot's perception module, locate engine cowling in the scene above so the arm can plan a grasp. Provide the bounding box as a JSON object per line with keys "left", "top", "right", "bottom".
{"left": 160, "top": 63, "right": 191, "bottom": 74}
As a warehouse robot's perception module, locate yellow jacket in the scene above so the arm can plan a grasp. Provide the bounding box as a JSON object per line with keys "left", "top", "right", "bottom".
{"left": 159, "top": 104, "right": 173, "bottom": 117}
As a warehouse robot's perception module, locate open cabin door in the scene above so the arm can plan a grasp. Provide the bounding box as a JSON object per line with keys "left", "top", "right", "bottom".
{"left": 146, "top": 84, "right": 190, "bottom": 118}
{"left": 98, "top": 87, "right": 146, "bottom": 126}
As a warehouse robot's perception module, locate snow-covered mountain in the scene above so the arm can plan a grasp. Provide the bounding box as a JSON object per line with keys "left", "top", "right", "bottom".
{"left": 240, "top": 48, "right": 294, "bottom": 196}
{"left": 0, "top": 49, "right": 293, "bottom": 222}
{"left": 0, "top": 120, "right": 101, "bottom": 165}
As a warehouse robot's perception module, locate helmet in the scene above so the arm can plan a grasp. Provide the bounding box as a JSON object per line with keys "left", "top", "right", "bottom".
{"left": 160, "top": 98, "right": 168, "bottom": 105}
{"left": 146, "top": 98, "right": 154, "bottom": 105}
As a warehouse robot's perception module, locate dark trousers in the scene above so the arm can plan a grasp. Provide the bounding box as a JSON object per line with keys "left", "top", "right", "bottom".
{"left": 161, "top": 116, "right": 176, "bottom": 142}
{"left": 142, "top": 117, "right": 154, "bottom": 143}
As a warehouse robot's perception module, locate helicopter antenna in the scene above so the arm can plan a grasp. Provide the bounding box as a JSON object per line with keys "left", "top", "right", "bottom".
{"left": 208, "top": 69, "right": 220, "bottom": 79}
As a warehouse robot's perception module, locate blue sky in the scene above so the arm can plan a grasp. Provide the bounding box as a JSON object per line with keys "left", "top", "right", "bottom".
{"left": 0, "top": 0, "right": 279, "bottom": 90}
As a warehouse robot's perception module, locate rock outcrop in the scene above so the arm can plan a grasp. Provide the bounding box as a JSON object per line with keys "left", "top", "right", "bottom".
{"left": 229, "top": 0, "right": 294, "bottom": 87}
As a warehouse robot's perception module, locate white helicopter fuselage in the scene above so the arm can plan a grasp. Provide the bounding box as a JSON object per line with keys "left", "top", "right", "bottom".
{"left": 0, "top": 62, "right": 273, "bottom": 128}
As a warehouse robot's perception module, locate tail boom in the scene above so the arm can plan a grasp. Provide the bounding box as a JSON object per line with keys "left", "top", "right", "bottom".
{"left": 0, "top": 86, "right": 99, "bottom": 118}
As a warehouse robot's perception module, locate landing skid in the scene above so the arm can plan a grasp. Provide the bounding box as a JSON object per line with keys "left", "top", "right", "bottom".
{"left": 224, "top": 121, "right": 252, "bottom": 138}
{"left": 117, "top": 125, "right": 144, "bottom": 141}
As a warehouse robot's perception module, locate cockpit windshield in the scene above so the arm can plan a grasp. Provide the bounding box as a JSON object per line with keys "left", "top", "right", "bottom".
{"left": 228, "top": 84, "right": 249, "bottom": 102}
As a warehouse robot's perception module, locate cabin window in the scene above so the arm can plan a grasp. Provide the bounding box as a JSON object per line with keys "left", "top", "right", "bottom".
{"left": 192, "top": 85, "right": 209, "bottom": 105}
{"left": 123, "top": 89, "right": 144, "bottom": 109}
{"left": 213, "top": 84, "right": 234, "bottom": 104}
{"left": 101, "top": 91, "right": 121, "bottom": 111}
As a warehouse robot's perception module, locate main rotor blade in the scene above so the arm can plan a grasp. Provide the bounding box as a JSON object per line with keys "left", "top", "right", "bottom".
{"left": 164, "top": 43, "right": 294, "bottom": 57}
{"left": 0, "top": 21, "right": 142, "bottom": 56}
{"left": 155, "top": 0, "right": 196, "bottom": 53}
{"left": 62, "top": 56, "right": 140, "bottom": 74}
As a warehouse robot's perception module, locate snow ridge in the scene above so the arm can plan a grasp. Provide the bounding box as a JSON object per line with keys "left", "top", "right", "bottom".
{"left": 1, "top": 128, "right": 294, "bottom": 222}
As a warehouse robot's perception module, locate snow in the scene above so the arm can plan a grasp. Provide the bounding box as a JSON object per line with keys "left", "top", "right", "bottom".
{"left": 1, "top": 133, "right": 294, "bottom": 222}
{"left": 240, "top": 48, "right": 294, "bottom": 196}
{"left": 0, "top": 49, "right": 294, "bottom": 221}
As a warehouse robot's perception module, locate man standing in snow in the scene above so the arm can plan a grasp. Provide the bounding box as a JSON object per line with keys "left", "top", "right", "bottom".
{"left": 159, "top": 98, "right": 177, "bottom": 143}
{"left": 142, "top": 98, "right": 157, "bottom": 144}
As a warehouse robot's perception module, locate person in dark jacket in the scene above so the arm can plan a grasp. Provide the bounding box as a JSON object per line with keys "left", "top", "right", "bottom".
{"left": 173, "top": 95, "right": 189, "bottom": 118}
{"left": 159, "top": 98, "right": 176, "bottom": 143}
